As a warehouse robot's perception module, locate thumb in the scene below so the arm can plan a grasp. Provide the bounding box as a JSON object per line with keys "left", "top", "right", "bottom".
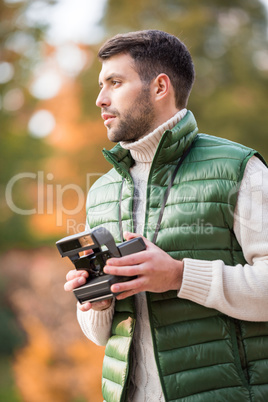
{"left": 123, "top": 231, "right": 142, "bottom": 241}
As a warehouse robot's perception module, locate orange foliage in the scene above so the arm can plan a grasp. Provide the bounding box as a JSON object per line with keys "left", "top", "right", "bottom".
{"left": 42, "top": 77, "right": 108, "bottom": 152}
{"left": 28, "top": 63, "right": 111, "bottom": 239}
{"left": 2, "top": 44, "right": 113, "bottom": 401}
{"left": 1, "top": 248, "right": 105, "bottom": 402}
{"left": 13, "top": 317, "right": 104, "bottom": 402}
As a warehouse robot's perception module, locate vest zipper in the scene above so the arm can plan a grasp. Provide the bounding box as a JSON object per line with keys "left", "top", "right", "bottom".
{"left": 233, "top": 319, "right": 250, "bottom": 382}
{"left": 230, "top": 318, "right": 253, "bottom": 401}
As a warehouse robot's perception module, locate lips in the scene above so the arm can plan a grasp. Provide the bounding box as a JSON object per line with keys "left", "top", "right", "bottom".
{"left": 102, "top": 113, "right": 116, "bottom": 126}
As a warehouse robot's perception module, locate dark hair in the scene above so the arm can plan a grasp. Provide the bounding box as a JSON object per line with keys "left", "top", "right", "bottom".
{"left": 98, "top": 30, "right": 195, "bottom": 108}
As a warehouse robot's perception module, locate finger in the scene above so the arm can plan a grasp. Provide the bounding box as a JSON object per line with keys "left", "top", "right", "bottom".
{"left": 66, "top": 269, "right": 77, "bottom": 281}
{"left": 116, "top": 290, "right": 136, "bottom": 300}
{"left": 111, "top": 276, "right": 144, "bottom": 294}
{"left": 104, "top": 263, "right": 144, "bottom": 277}
{"left": 123, "top": 231, "right": 150, "bottom": 247}
{"left": 66, "top": 269, "right": 88, "bottom": 281}
{"left": 64, "top": 275, "right": 87, "bottom": 292}
{"left": 77, "top": 299, "right": 112, "bottom": 312}
{"left": 77, "top": 301, "right": 92, "bottom": 311}
{"left": 123, "top": 231, "right": 143, "bottom": 241}
{"left": 106, "top": 250, "right": 147, "bottom": 268}
{"left": 91, "top": 299, "right": 113, "bottom": 311}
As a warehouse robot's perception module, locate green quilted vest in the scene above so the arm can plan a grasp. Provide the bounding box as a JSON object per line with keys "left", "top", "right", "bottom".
{"left": 86, "top": 111, "right": 268, "bottom": 402}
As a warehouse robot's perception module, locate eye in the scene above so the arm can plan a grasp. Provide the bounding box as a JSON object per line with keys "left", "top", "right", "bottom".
{"left": 111, "top": 80, "right": 120, "bottom": 87}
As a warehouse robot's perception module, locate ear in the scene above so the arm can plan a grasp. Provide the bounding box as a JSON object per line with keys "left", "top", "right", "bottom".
{"left": 152, "top": 73, "right": 171, "bottom": 101}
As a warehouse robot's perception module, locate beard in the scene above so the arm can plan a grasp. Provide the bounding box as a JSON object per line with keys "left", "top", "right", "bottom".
{"left": 105, "top": 86, "right": 156, "bottom": 143}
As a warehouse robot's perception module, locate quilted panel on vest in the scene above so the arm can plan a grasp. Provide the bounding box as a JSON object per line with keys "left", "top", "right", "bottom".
{"left": 86, "top": 111, "right": 267, "bottom": 402}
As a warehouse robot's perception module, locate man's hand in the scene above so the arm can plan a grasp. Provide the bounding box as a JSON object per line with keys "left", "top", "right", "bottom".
{"left": 103, "top": 231, "right": 184, "bottom": 300}
{"left": 63, "top": 249, "right": 112, "bottom": 312}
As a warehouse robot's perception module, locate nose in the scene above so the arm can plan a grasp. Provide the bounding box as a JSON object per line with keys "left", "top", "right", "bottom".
{"left": 96, "top": 89, "right": 111, "bottom": 108}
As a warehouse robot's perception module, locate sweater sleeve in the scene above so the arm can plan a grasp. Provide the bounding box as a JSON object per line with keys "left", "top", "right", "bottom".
{"left": 178, "top": 156, "right": 268, "bottom": 321}
{"left": 76, "top": 221, "right": 115, "bottom": 346}
{"left": 77, "top": 298, "right": 115, "bottom": 346}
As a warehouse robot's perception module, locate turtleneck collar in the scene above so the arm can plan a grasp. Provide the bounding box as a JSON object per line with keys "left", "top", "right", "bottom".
{"left": 120, "top": 109, "right": 187, "bottom": 163}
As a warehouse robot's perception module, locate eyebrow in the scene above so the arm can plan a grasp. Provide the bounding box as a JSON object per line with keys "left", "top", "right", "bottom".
{"left": 99, "top": 73, "right": 125, "bottom": 87}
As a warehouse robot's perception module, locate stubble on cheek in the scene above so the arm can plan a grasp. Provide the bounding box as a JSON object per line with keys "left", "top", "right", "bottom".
{"left": 107, "top": 88, "right": 155, "bottom": 143}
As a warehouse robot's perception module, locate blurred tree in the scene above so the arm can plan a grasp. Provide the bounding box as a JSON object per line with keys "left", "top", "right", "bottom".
{"left": 2, "top": 0, "right": 267, "bottom": 250}
{"left": 0, "top": 284, "right": 26, "bottom": 356}
{"left": 0, "top": 285, "right": 25, "bottom": 401}
{"left": 1, "top": 248, "right": 105, "bottom": 402}
{"left": 0, "top": 1, "right": 50, "bottom": 399}
{"left": 0, "top": 0, "right": 52, "bottom": 251}
{"left": 1, "top": 0, "right": 268, "bottom": 401}
{"left": 0, "top": 1, "right": 109, "bottom": 399}
{"left": 0, "top": 0, "right": 112, "bottom": 251}
{"left": 84, "top": 0, "right": 268, "bottom": 158}
{"left": 0, "top": 273, "right": 26, "bottom": 401}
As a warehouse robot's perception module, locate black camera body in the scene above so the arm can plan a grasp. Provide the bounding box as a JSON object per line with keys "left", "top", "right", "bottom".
{"left": 56, "top": 227, "right": 146, "bottom": 304}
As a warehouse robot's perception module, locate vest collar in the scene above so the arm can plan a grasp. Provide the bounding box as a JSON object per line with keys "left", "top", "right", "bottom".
{"left": 102, "top": 110, "right": 198, "bottom": 180}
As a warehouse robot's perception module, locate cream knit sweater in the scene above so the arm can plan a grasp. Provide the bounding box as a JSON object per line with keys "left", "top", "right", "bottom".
{"left": 78, "top": 111, "right": 268, "bottom": 401}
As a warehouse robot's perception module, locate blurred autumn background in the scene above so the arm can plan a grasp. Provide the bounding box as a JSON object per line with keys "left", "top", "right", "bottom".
{"left": 0, "top": 0, "right": 268, "bottom": 401}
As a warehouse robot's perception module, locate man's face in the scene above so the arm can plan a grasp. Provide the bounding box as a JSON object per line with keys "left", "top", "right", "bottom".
{"left": 96, "top": 53, "right": 156, "bottom": 143}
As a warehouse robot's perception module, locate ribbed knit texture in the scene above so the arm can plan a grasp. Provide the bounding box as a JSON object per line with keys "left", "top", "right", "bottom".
{"left": 179, "top": 156, "right": 268, "bottom": 321}
{"left": 78, "top": 299, "right": 115, "bottom": 346}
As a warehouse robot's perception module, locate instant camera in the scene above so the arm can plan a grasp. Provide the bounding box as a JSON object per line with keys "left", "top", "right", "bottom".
{"left": 56, "top": 227, "right": 146, "bottom": 304}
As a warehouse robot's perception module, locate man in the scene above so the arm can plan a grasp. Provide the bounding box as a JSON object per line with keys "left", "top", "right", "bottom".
{"left": 64, "top": 30, "right": 268, "bottom": 402}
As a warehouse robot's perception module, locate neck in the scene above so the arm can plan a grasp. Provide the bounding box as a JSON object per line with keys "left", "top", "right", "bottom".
{"left": 120, "top": 109, "right": 187, "bottom": 163}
